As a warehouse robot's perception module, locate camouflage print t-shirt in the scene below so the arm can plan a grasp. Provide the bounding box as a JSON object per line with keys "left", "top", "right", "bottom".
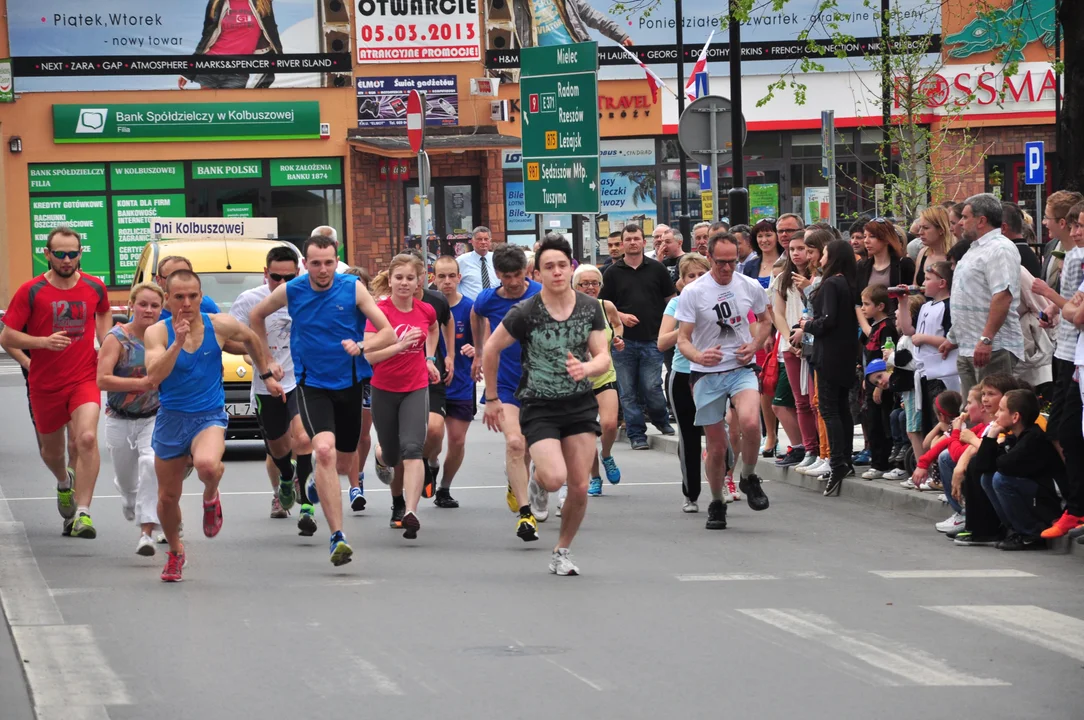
{"left": 501, "top": 291, "right": 606, "bottom": 402}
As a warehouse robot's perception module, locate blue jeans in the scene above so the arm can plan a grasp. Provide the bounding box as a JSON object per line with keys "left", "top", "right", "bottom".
{"left": 889, "top": 408, "right": 906, "bottom": 446}
{"left": 613, "top": 339, "right": 670, "bottom": 442}
{"left": 937, "top": 449, "right": 963, "bottom": 515}
{"left": 981, "top": 471, "right": 1052, "bottom": 538}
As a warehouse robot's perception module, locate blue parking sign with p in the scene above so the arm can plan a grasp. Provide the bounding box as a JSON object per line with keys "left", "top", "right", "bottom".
{"left": 1025, "top": 141, "right": 1044, "bottom": 185}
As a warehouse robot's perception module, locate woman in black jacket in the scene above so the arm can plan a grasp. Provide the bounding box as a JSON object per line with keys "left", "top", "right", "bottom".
{"left": 180, "top": 0, "right": 283, "bottom": 90}
{"left": 855, "top": 218, "right": 916, "bottom": 309}
{"left": 795, "top": 240, "right": 859, "bottom": 496}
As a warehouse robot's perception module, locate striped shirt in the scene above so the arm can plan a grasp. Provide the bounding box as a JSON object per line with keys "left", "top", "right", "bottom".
{"left": 946, "top": 229, "right": 1023, "bottom": 359}
{"left": 1054, "top": 245, "right": 1084, "bottom": 362}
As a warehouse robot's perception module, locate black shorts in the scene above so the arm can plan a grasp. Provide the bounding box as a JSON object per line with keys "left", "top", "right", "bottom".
{"left": 1047, "top": 358, "right": 1076, "bottom": 439}
{"left": 446, "top": 398, "right": 477, "bottom": 422}
{"left": 296, "top": 383, "right": 363, "bottom": 453}
{"left": 255, "top": 390, "right": 299, "bottom": 443}
{"left": 520, "top": 392, "right": 600, "bottom": 448}
{"left": 428, "top": 382, "right": 447, "bottom": 418}
{"left": 361, "top": 378, "right": 372, "bottom": 410}
{"left": 594, "top": 381, "right": 618, "bottom": 395}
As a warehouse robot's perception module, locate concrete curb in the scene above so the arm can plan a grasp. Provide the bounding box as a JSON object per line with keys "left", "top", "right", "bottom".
{"left": 638, "top": 430, "right": 1076, "bottom": 556}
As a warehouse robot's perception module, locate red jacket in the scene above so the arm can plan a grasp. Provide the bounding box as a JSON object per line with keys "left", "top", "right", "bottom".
{"left": 917, "top": 422, "right": 988, "bottom": 469}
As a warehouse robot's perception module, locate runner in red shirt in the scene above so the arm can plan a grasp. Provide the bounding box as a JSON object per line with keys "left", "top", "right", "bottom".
{"left": 1, "top": 227, "right": 111, "bottom": 538}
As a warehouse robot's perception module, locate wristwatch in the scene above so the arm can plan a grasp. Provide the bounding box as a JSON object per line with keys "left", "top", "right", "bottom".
{"left": 426, "top": 356, "right": 438, "bottom": 363}
{"left": 979, "top": 336, "right": 993, "bottom": 346}
{"left": 259, "top": 369, "right": 274, "bottom": 380}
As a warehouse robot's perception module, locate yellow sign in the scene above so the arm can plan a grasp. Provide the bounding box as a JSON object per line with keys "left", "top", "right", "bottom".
{"left": 545, "top": 131, "right": 557, "bottom": 150}
{"left": 701, "top": 190, "right": 714, "bottom": 222}
{"left": 526, "top": 162, "right": 540, "bottom": 181}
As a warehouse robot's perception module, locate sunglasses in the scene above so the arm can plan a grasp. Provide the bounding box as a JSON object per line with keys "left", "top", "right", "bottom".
{"left": 269, "top": 273, "right": 297, "bottom": 282}
{"left": 50, "top": 250, "right": 81, "bottom": 260}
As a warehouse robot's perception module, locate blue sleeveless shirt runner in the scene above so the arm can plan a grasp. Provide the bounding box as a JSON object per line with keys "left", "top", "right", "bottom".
{"left": 287, "top": 274, "right": 364, "bottom": 390}
{"left": 152, "top": 313, "right": 229, "bottom": 461}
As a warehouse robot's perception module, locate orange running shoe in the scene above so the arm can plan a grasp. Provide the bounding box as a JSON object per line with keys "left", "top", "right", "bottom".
{"left": 1040, "top": 511, "right": 1084, "bottom": 539}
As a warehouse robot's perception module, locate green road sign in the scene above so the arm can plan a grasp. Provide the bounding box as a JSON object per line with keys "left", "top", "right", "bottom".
{"left": 519, "top": 41, "right": 600, "bottom": 215}
{"left": 522, "top": 157, "right": 600, "bottom": 214}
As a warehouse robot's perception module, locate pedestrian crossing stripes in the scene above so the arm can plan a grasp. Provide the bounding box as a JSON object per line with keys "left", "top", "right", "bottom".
{"left": 738, "top": 608, "right": 1009, "bottom": 687}
{"left": 871, "top": 569, "right": 1036, "bottom": 579}
{"left": 926, "top": 605, "right": 1084, "bottom": 663}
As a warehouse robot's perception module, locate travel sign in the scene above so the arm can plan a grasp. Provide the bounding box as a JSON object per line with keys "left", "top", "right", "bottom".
{"left": 520, "top": 42, "right": 600, "bottom": 214}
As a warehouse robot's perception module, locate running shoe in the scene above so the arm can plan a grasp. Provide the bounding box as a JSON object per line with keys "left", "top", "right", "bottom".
{"left": 113, "top": 477, "right": 135, "bottom": 521}
{"left": 516, "top": 513, "right": 539, "bottom": 542}
{"left": 682, "top": 499, "right": 699, "bottom": 513}
{"left": 602, "top": 456, "right": 621, "bottom": 484}
{"left": 996, "top": 533, "right": 1046, "bottom": 551}
{"left": 330, "top": 532, "right": 354, "bottom": 566}
{"left": 775, "top": 446, "right": 805, "bottom": 467}
{"left": 202, "top": 493, "right": 223, "bottom": 538}
{"left": 349, "top": 486, "right": 367, "bottom": 513}
{"left": 297, "top": 505, "right": 318, "bottom": 536}
{"left": 505, "top": 483, "right": 518, "bottom": 513}
{"left": 862, "top": 468, "right": 885, "bottom": 480}
{"left": 305, "top": 475, "right": 320, "bottom": 505}
{"left": 62, "top": 518, "right": 73, "bottom": 537}
{"left": 797, "top": 457, "right": 828, "bottom": 476}
{"left": 918, "top": 480, "right": 943, "bottom": 492}
{"left": 1041, "top": 511, "right": 1084, "bottom": 539}
{"left": 529, "top": 476, "right": 549, "bottom": 522}
{"left": 935, "top": 512, "right": 966, "bottom": 534}
{"left": 739, "top": 474, "right": 769, "bottom": 511}
{"left": 549, "top": 548, "right": 579, "bottom": 576}
{"left": 401, "top": 511, "right": 421, "bottom": 539}
{"left": 70, "top": 512, "right": 96, "bottom": 539}
{"left": 270, "top": 496, "right": 289, "bottom": 519}
{"left": 630, "top": 437, "right": 649, "bottom": 451}
{"left": 375, "top": 458, "right": 392, "bottom": 485}
{"left": 793, "top": 454, "right": 817, "bottom": 473}
{"left": 160, "top": 551, "right": 186, "bottom": 582}
{"left": 277, "top": 476, "right": 296, "bottom": 512}
{"left": 724, "top": 474, "right": 741, "bottom": 503}
{"left": 423, "top": 462, "right": 439, "bottom": 499}
{"left": 136, "top": 533, "right": 156, "bottom": 557}
{"left": 588, "top": 477, "right": 603, "bottom": 496}
{"left": 434, "top": 488, "right": 459, "bottom": 508}
{"left": 953, "top": 531, "right": 1002, "bottom": 546}
{"left": 389, "top": 503, "right": 404, "bottom": 529}
{"left": 56, "top": 469, "right": 76, "bottom": 520}
{"left": 852, "top": 449, "right": 871, "bottom": 465}
{"left": 705, "top": 499, "right": 727, "bottom": 529}
{"left": 883, "top": 468, "right": 911, "bottom": 481}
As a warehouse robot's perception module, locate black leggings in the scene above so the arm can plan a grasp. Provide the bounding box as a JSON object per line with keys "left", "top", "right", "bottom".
{"left": 668, "top": 370, "right": 703, "bottom": 502}
{"left": 370, "top": 386, "right": 428, "bottom": 466}
{"left": 817, "top": 375, "right": 854, "bottom": 475}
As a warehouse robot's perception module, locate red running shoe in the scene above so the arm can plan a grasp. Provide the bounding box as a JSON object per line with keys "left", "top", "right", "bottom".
{"left": 1040, "top": 511, "right": 1084, "bottom": 539}
{"left": 161, "top": 551, "right": 186, "bottom": 582}
{"left": 401, "top": 510, "right": 420, "bottom": 540}
{"left": 203, "top": 493, "right": 223, "bottom": 538}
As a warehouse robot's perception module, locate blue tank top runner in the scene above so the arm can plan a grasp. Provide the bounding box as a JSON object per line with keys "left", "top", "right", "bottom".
{"left": 159, "top": 313, "right": 225, "bottom": 413}
{"left": 287, "top": 273, "right": 364, "bottom": 390}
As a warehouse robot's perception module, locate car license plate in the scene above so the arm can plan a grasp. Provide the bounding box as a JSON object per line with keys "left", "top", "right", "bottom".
{"left": 225, "top": 403, "right": 254, "bottom": 417}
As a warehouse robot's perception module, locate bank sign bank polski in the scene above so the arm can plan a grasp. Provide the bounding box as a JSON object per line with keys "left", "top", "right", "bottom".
{"left": 894, "top": 62, "right": 1057, "bottom": 117}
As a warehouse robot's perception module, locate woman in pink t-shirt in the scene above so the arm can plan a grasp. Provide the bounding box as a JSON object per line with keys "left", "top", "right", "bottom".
{"left": 180, "top": 0, "right": 283, "bottom": 90}
{"left": 363, "top": 254, "right": 440, "bottom": 540}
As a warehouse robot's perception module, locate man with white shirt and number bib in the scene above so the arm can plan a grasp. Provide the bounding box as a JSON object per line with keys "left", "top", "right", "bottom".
{"left": 676, "top": 232, "right": 773, "bottom": 531}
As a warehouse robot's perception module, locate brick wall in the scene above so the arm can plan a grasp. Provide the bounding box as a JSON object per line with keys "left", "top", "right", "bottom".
{"left": 934, "top": 124, "right": 1057, "bottom": 202}
{"left": 348, "top": 148, "right": 505, "bottom": 273}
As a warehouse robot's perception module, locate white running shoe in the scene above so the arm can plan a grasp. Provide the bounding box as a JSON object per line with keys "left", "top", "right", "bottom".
{"left": 548, "top": 548, "right": 579, "bottom": 576}
{"left": 899, "top": 479, "right": 919, "bottom": 489}
{"left": 935, "top": 512, "right": 966, "bottom": 534}
{"left": 529, "top": 475, "right": 549, "bottom": 522}
{"left": 800, "top": 458, "right": 828, "bottom": 476}
{"left": 682, "top": 500, "right": 699, "bottom": 513}
{"left": 861, "top": 468, "right": 884, "bottom": 480}
{"left": 883, "top": 468, "right": 911, "bottom": 481}
{"left": 724, "top": 475, "right": 741, "bottom": 502}
{"left": 136, "top": 533, "right": 156, "bottom": 556}
{"left": 793, "top": 455, "right": 817, "bottom": 473}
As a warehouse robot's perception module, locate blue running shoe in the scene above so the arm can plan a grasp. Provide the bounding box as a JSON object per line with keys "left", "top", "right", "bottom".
{"left": 852, "top": 449, "right": 871, "bottom": 466}
{"left": 305, "top": 475, "right": 320, "bottom": 505}
{"left": 588, "top": 477, "right": 603, "bottom": 496}
{"left": 329, "top": 531, "right": 353, "bottom": 566}
{"left": 349, "top": 485, "right": 366, "bottom": 512}
{"left": 601, "top": 456, "right": 621, "bottom": 484}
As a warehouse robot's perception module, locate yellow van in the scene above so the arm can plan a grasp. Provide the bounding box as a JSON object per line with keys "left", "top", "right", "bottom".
{"left": 130, "top": 238, "right": 300, "bottom": 439}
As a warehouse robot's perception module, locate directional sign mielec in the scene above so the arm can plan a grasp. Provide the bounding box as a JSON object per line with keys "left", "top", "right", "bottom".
{"left": 519, "top": 41, "right": 600, "bottom": 214}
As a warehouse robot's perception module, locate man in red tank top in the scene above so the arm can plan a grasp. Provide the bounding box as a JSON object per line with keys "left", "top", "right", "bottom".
{"left": 0, "top": 227, "right": 112, "bottom": 538}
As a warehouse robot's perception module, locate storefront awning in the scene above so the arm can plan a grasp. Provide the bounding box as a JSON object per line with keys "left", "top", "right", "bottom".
{"left": 348, "top": 125, "right": 520, "bottom": 156}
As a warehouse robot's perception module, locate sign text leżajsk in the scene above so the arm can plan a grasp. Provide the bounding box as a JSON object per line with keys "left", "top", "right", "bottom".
{"left": 53, "top": 102, "right": 321, "bottom": 143}
{"left": 355, "top": 0, "right": 481, "bottom": 63}
{"left": 520, "top": 42, "right": 600, "bottom": 215}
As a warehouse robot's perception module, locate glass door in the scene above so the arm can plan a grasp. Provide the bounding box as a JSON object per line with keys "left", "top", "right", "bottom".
{"left": 405, "top": 177, "right": 480, "bottom": 256}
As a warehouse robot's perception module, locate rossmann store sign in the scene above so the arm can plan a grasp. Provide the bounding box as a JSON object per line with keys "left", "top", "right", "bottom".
{"left": 895, "top": 62, "right": 1056, "bottom": 117}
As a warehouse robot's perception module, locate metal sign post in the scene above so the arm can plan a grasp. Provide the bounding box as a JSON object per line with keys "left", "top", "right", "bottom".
{"left": 821, "top": 110, "right": 836, "bottom": 228}
{"left": 677, "top": 95, "right": 747, "bottom": 227}
{"left": 407, "top": 89, "right": 428, "bottom": 267}
{"left": 1025, "top": 141, "right": 1045, "bottom": 243}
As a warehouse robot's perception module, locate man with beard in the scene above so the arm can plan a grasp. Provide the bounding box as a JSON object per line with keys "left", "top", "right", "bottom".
{"left": 1, "top": 227, "right": 112, "bottom": 537}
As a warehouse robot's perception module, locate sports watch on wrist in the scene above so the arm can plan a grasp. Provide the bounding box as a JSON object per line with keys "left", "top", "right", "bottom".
{"left": 979, "top": 336, "right": 993, "bottom": 346}
{"left": 259, "top": 369, "right": 274, "bottom": 380}
{"left": 426, "top": 356, "right": 437, "bottom": 363}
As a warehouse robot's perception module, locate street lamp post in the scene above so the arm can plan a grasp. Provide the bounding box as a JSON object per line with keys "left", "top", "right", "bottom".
{"left": 675, "top": 0, "right": 692, "bottom": 250}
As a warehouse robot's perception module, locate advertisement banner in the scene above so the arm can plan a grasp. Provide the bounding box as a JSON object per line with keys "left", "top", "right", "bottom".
{"left": 600, "top": 139, "right": 656, "bottom": 168}
{"left": 112, "top": 193, "right": 187, "bottom": 286}
{"left": 30, "top": 196, "right": 111, "bottom": 282}
{"left": 749, "top": 183, "right": 779, "bottom": 222}
{"left": 0, "top": 59, "right": 13, "bottom": 102}
{"left": 29, "top": 163, "right": 106, "bottom": 192}
{"left": 803, "top": 187, "right": 831, "bottom": 225}
{"left": 484, "top": 0, "right": 939, "bottom": 79}
{"left": 355, "top": 0, "right": 480, "bottom": 63}
{"left": 53, "top": 102, "right": 321, "bottom": 143}
{"left": 271, "top": 158, "right": 342, "bottom": 185}
{"left": 357, "top": 76, "right": 458, "bottom": 127}
{"left": 599, "top": 170, "right": 657, "bottom": 229}
{"left": 111, "top": 162, "right": 186, "bottom": 191}
{"left": 223, "top": 204, "right": 254, "bottom": 218}
{"left": 8, "top": 0, "right": 351, "bottom": 92}
{"left": 505, "top": 181, "right": 534, "bottom": 233}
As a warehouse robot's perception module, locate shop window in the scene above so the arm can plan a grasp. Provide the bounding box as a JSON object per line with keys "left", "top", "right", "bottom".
{"left": 271, "top": 188, "right": 344, "bottom": 247}
{"left": 744, "top": 132, "right": 782, "bottom": 160}
{"left": 791, "top": 132, "right": 850, "bottom": 159}
{"left": 789, "top": 162, "right": 857, "bottom": 225}
{"left": 985, "top": 159, "right": 1010, "bottom": 200}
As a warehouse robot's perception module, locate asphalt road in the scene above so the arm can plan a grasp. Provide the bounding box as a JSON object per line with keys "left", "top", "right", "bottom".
{"left": 1, "top": 372, "right": 1083, "bottom": 720}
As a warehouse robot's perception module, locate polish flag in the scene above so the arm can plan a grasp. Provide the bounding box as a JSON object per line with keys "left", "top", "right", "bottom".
{"left": 619, "top": 45, "right": 668, "bottom": 104}
{"left": 684, "top": 30, "right": 715, "bottom": 102}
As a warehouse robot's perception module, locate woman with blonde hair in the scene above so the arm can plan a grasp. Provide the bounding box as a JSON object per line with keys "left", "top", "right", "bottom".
{"left": 96, "top": 283, "right": 166, "bottom": 555}
{"left": 571, "top": 263, "right": 625, "bottom": 499}
{"left": 914, "top": 206, "right": 955, "bottom": 281}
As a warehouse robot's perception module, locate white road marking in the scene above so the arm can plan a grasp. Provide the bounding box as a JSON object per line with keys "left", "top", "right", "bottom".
{"left": 926, "top": 605, "right": 1084, "bottom": 662}
{"left": 872, "top": 569, "right": 1036, "bottom": 579}
{"left": 351, "top": 654, "right": 405, "bottom": 696}
{"left": 678, "top": 571, "right": 827, "bottom": 582}
{"left": 0, "top": 522, "right": 64, "bottom": 626}
{"left": 13, "top": 625, "right": 131, "bottom": 708}
{"left": 739, "top": 608, "right": 1008, "bottom": 687}
{"left": 512, "top": 640, "right": 604, "bottom": 691}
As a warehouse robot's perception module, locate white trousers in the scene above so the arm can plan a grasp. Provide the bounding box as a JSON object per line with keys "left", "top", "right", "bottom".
{"left": 105, "top": 415, "right": 159, "bottom": 527}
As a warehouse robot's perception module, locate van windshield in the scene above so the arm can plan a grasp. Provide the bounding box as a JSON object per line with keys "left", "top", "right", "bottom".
{"left": 199, "top": 273, "right": 266, "bottom": 314}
